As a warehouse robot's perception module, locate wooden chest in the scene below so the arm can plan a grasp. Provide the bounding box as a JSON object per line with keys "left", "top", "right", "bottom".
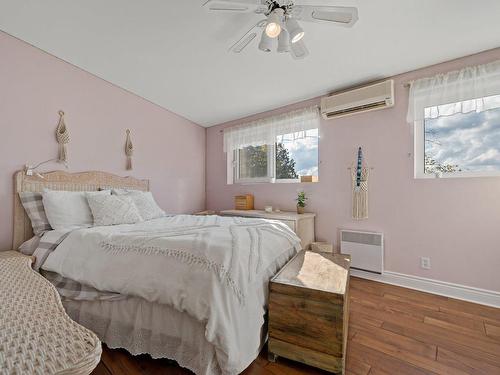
{"left": 268, "top": 251, "right": 351, "bottom": 374}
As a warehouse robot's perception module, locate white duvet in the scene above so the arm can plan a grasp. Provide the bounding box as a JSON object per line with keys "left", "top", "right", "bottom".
{"left": 42, "top": 214, "right": 301, "bottom": 374}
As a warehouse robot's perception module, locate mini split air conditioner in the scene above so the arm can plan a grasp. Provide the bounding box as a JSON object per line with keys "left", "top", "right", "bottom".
{"left": 320, "top": 79, "right": 394, "bottom": 119}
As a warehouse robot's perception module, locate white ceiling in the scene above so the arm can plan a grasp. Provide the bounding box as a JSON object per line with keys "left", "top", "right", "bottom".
{"left": 1, "top": 1, "right": 499, "bottom": 127}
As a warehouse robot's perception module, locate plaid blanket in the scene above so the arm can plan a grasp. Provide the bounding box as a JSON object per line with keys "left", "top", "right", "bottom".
{"left": 33, "top": 230, "right": 123, "bottom": 301}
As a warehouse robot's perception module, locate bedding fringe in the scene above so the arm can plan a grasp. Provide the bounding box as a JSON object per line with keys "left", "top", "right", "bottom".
{"left": 99, "top": 242, "right": 245, "bottom": 304}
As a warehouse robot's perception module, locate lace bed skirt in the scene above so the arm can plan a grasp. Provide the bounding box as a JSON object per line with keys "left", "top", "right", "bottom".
{"left": 63, "top": 296, "right": 222, "bottom": 375}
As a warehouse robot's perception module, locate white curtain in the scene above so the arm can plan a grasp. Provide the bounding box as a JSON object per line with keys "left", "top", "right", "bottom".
{"left": 223, "top": 106, "right": 320, "bottom": 153}
{"left": 406, "top": 59, "right": 500, "bottom": 123}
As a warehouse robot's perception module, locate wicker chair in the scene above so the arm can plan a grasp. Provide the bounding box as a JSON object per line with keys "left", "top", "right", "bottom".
{"left": 0, "top": 252, "right": 101, "bottom": 375}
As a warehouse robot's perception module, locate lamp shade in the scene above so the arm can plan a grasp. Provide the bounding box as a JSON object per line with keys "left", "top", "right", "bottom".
{"left": 265, "top": 8, "right": 284, "bottom": 38}
{"left": 277, "top": 29, "right": 290, "bottom": 53}
{"left": 258, "top": 29, "right": 274, "bottom": 52}
{"left": 285, "top": 17, "right": 304, "bottom": 43}
{"left": 290, "top": 39, "right": 309, "bottom": 59}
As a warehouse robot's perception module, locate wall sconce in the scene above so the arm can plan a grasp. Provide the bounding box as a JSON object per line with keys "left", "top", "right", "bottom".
{"left": 24, "top": 158, "right": 68, "bottom": 178}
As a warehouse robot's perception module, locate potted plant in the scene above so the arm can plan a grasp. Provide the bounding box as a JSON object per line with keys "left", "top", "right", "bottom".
{"left": 296, "top": 191, "right": 307, "bottom": 214}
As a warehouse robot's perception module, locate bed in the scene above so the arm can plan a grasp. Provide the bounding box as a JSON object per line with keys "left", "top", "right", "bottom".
{"left": 13, "top": 170, "right": 302, "bottom": 375}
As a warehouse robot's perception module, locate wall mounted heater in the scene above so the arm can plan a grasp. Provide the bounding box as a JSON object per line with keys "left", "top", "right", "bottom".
{"left": 340, "top": 230, "right": 384, "bottom": 274}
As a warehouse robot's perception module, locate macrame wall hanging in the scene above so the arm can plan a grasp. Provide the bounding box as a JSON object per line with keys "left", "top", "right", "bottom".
{"left": 351, "top": 147, "right": 369, "bottom": 220}
{"left": 55, "top": 111, "right": 70, "bottom": 162}
{"left": 125, "top": 129, "right": 134, "bottom": 170}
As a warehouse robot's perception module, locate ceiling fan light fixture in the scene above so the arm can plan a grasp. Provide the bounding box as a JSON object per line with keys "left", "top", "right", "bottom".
{"left": 290, "top": 38, "right": 309, "bottom": 59}
{"left": 265, "top": 8, "right": 284, "bottom": 38}
{"left": 277, "top": 28, "right": 290, "bottom": 53}
{"left": 258, "top": 29, "right": 274, "bottom": 52}
{"left": 285, "top": 17, "right": 305, "bottom": 43}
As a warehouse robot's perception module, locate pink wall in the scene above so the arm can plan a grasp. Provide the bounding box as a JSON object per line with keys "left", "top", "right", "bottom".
{"left": 0, "top": 31, "right": 206, "bottom": 249}
{"left": 206, "top": 48, "right": 500, "bottom": 292}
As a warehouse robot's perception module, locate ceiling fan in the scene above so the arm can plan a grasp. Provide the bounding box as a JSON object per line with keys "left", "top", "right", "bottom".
{"left": 203, "top": 0, "right": 358, "bottom": 59}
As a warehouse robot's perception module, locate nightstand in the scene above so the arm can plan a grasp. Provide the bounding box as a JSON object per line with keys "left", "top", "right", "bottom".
{"left": 268, "top": 250, "right": 351, "bottom": 374}
{"left": 219, "top": 209, "right": 315, "bottom": 249}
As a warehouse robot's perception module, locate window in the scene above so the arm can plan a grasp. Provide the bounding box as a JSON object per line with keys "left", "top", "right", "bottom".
{"left": 407, "top": 60, "right": 500, "bottom": 178}
{"left": 224, "top": 106, "right": 320, "bottom": 184}
{"left": 415, "top": 94, "right": 500, "bottom": 178}
{"left": 234, "top": 129, "right": 319, "bottom": 183}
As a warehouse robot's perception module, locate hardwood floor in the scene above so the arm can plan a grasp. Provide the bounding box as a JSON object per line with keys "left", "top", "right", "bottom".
{"left": 92, "top": 277, "right": 500, "bottom": 375}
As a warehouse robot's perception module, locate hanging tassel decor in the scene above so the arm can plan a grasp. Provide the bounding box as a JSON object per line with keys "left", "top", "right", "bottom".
{"left": 351, "top": 147, "right": 369, "bottom": 220}
{"left": 55, "top": 111, "right": 70, "bottom": 162}
{"left": 125, "top": 129, "right": 134, "bottom": 170}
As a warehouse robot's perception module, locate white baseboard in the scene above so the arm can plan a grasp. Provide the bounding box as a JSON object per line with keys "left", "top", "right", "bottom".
{"left": 350, "top": 269, "right": 500, "bottom": 308}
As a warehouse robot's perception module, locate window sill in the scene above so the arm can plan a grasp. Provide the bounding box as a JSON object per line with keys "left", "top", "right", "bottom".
{"left": 233, "top": 180, "right": 319, "bottom": 185}
{"left": 415, "top": 171, "right": 500, "bottom": 179}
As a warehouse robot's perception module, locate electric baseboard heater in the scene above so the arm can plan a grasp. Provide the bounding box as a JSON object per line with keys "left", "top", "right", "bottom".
{"left": 340, "top": 230, "right": 384, "bottom": 274}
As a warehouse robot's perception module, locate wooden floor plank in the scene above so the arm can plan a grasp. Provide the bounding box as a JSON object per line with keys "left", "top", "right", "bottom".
{"left": 436, "top": 347, "right": 500, "bottom": 375}
{"left": 384, "top": 318, "right": 500, "bottom": 356}
{"left": 91, "top": 362, "right": 112, "bottom": 375}
{"left": 91, "top": 277, "right": 500, "bottom": 375}
{"left": 382, "top": 292, "right": 442, "bottom": 312}
{"left": 350, "top": 298, "right": 424, "bottom": 327}
{"left": 382, "top": 321, "right": 500, "bottom": 368}
{"left": 485, "top": 322, "right": 500, "bottom": 341}
{"left": 345, "top": 349, "right": 371, "bottom": 375}
{"left": 350, "top": 288, "right": 437, "bottom": 320}
{"left": 352, "top": 332, "right": 468, "bottom": 375}
{"left": 439, "top": 300, "right": 500, "bottom": 326}
{"left": 348, "top": 341, "right": 431, "bottom": 375}
{"left": 423, "top": 315, "right": 496, "bottom": 341}
{"left": 348, "top": 310, "right": 384, "bottom": 329}
{"left": 424, "top": 309, "right": 487, "bottom": 334}
{"left": 350, "top": 324, "right": 437, "bottom": 360}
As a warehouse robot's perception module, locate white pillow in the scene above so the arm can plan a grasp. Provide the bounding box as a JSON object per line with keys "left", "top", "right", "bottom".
{"left": 87, "top": 193, "right": 143, "bottom": 226}
{"left": 42, "top": 189, "right": 110, "bottom": 230}
{"left": 112, "top": 189, "right": 165, "bottom": 221}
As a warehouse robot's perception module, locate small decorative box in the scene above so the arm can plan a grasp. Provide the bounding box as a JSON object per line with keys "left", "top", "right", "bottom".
{"left": 235, "top": 194, "right": 254, "bottom": 210}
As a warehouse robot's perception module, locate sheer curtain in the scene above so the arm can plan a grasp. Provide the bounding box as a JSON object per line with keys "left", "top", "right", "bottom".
{"left": 406, "top": 60, "right": 500, "bottom": 123}
{"left": 223, "top": 106, "right": 320, "bottom": 153}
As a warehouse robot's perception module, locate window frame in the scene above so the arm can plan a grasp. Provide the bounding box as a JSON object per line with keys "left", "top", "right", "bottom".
{"left": 227, "top": 132, "right": 319, "bottom": 185}
{"left": 414, "top": 111, "right": 500, "bottom": 179}
{"left": 233, "top": 145, "right": 276, "bottom": 184}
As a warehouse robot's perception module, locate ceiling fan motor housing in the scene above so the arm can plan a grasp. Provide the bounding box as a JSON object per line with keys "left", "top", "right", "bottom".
{"left": 265, "top": 0, "right": 293, "bottom": 17}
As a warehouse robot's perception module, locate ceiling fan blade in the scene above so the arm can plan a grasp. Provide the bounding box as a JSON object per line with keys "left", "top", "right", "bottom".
{"left": 228, "top": 20, "right": 266, "bottom": 53}
{"left": 203, "top": 0, "right": 268, "bottom": 14}
{"left": 290, "top": 39, "right": 309, "bottom": 60}
{"left": 291, "top": 6, "right": 358, "bottom": 27}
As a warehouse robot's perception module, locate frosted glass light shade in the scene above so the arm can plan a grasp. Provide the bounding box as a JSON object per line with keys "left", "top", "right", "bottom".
{"left": 286, "top": 18, "right": 304, "bottom": 43}
{"left": 277, "top": 29, "right": 290, "bottom": 53}
{"left": 265, "top": 9, "right": 284, "bottom": 38}
{"left": 258, "top": 30, "right": 274, "bottom": 52}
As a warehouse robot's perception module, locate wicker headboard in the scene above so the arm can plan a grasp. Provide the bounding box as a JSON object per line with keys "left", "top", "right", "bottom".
{"left": 13, "top": 170, "right": 149, "bottom": 249}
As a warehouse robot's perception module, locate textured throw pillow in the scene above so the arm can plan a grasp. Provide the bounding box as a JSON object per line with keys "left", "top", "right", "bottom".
{"left": 112, "top": 189, "right": 165, "bottom": 221}
{"left": 19, "top": 192, "right": 52, "bottom": 235}
{"left": 87, "top": 193, "right": 143, "bottom": 226}
{"left": 42, "top": 189, "right": 110, "bottom": 230}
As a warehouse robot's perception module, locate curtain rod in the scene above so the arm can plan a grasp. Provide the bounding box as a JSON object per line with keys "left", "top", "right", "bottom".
{"left": 218, "top": 105, "right": 320, "bottom": 133}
